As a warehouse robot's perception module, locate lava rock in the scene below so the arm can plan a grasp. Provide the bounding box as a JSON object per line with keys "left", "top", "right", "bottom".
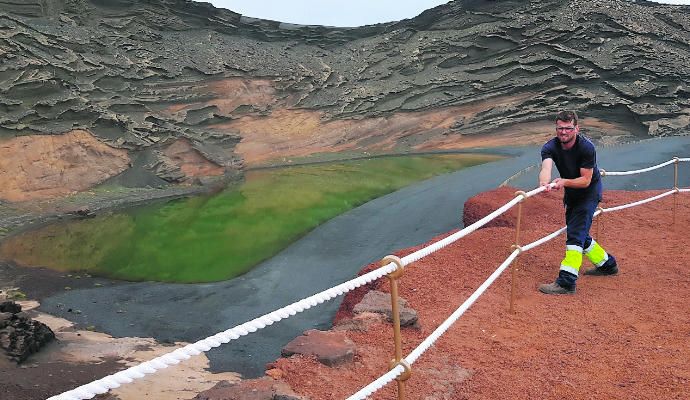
{"left": 0, "top": 301, "right": 55, "bottom": 363}
{"left": 281, "top": 329, "right": 355, "bottom": 367}
{"left": 333, "top": 311, "right": 386, "bottom": 332}
{"left": 352, "top": 290, "right": 419, "bottom": 328}
{"left": 0, "top": 301, "right": 22, "bottom": 314}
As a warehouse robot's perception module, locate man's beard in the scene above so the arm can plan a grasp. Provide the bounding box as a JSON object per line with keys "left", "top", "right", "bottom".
{"left": 559, "top": 135, "right": 575, "bottom": 145}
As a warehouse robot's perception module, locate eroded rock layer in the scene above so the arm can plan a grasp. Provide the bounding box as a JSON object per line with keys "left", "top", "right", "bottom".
{"left": 1, "top": 0, "right": 689, "bottom": 198}
{"left": 0, "top": 130, "right": 130, "bottom": 201}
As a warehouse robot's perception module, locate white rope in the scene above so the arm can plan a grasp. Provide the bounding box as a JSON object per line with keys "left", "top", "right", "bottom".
{"left": 679, "top": 158, "right": 690, "bottom": 162}
{"left": 398, "top": 184, "right": 550, "bottom": 266}
{"left": 680, "top": 188, "right": 690, "bottom": 192}
{"left": 601, "top": 190, "right": 676, "bottom": 213}
{"left": 48, "top": 261, "right": 399, "bottom": 400}
{"left": 400, "top": 195, "right": 522, "bottom": 264}
{"left": 406, "top": 249, "right": 519, "bottom": 364}
{"left": 520, "top": 207, "right": 601, "bottom": 253}
{"left": 524, "top": 185, "right": 549, "bottom": 199}
{"left": 603, "top": 159, "right": 676, "bottom": 176}
{"left": 399, "top": 186, "right": 556, "bottom": 265}
{"left": 346, "top": 365, "right": 405, "bottom": 400}
{"left": 521, "top": 226, "right": 567, "bottom": 252}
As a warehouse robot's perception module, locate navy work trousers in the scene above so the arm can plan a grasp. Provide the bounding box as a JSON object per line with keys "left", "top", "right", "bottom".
{"left": 556, "top": 197, "right": 599, "bottom": 288}
{"left": 565, "top": 198, "right": 599, "bottom": 250}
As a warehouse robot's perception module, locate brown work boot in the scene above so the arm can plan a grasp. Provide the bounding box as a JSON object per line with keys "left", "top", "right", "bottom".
{"left": 538, "top": 282, "right": 576, "bottom": 295}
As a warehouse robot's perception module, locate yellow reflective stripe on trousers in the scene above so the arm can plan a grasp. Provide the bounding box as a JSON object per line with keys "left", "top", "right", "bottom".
{"left": 584, "top": 240, "right": 609, "bottom": 267}
{"left": 560, "top": 248, "right": 583, "bottom": 276}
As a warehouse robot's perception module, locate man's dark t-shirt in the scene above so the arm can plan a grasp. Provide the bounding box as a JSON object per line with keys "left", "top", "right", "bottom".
{"left": 541, "top": 135, "right": 602, "bottom": 205}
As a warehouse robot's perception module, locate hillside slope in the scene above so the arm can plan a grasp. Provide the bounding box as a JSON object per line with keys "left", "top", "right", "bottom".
{"left": 1, "top": 0, "right": 690, "bottom": 200}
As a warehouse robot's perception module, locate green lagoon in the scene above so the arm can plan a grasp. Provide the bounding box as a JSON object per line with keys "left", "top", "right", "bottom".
{"left": 0, "top": 153, "right": 501, "bottom": 283}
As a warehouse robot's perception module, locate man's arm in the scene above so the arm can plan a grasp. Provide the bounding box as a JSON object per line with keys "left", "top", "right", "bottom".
{"left": 551, "top": 167, "right": 593, "bottom": 190}
{"left": 539, "top": 158, "right": 553, "bottom": 189}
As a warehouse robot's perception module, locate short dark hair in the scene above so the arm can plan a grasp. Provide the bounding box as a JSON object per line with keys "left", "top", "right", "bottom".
{"left": 556, "top": 110, "right": 578, "bottom": 126}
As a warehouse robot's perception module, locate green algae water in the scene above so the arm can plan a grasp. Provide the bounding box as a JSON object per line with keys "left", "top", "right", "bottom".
{"left": 0, "top": 154, "right": 501, "bottom": 283}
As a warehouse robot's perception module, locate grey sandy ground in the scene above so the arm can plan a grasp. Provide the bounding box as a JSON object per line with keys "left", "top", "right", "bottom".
{"left": 29, "top": 136, "right": 690, "bottom": 378}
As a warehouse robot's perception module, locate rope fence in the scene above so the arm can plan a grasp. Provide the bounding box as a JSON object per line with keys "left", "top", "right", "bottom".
{"left": 347, "top": 188, "right": 684, "bottom": 399}
{"left": 602, "top": 189, "right": 676, "bottom": 212}
{"left": 600, "top": 158, "right": 677, "bottom": 176}
{"left": 48, "top": 157, "right": 689, "bottom": 400}
{"left": 348, "top": 157, "right": 688, "bottom": 399}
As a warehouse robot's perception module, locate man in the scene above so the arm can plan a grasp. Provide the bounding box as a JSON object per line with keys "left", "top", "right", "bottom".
{"left": 538, "top": 110, "right": 618, "bottom": 295}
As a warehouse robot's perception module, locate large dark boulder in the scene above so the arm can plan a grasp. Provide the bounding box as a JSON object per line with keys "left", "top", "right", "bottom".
{"left": 0, "top": 301, "right": 21, "bottom": 314}
{"left": 0, "top": 301, "right": 55, "bottom": 363}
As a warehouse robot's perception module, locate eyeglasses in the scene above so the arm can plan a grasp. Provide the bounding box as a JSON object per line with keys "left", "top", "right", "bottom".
{"left": 556, "top": 126, "right": 576, "bottom": 132}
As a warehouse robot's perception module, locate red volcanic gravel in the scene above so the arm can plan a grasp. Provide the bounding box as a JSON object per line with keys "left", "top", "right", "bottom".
{"left": 272, "top": 187, "right": 690, "bottom": 400}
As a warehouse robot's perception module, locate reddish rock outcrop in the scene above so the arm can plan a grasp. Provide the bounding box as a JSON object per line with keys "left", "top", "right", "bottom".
{"left": 0, "top": 130, "right": 130, "bottom": 202}
{"left": 162, "top": 138, "right": 225, "bottom": 179}
{"left": 281, "top": 330, "right": 355, "bottom": 367}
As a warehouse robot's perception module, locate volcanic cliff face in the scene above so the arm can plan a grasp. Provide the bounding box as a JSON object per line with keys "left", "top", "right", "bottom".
{"left": 1, "top": 0, "right": 689, "bottom": 201}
